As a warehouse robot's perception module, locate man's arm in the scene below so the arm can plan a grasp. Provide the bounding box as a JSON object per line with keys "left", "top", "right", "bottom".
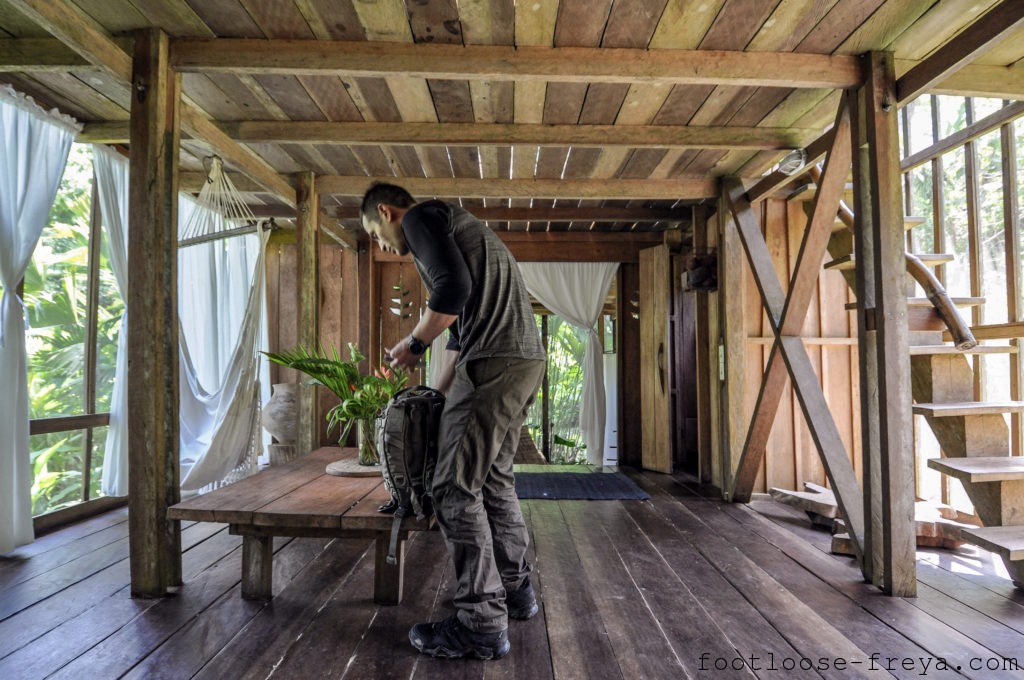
{"left": 386, "top": 308, "right": 458, "bottom": 371}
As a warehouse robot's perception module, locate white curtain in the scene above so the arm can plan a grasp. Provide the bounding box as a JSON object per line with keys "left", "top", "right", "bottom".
{"left": 0, "top": 86, "right": 77, "bottom": 553}
{"left": 178, "top": 196, "right": 268, "bottom": 491}
{"left": 518, "top": 262, "right": 618, "bottom": 466}
{"left": 92, "top": 146, "right": 130, "bottom": 496}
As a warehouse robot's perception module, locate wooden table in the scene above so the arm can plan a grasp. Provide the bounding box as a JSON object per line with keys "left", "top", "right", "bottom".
{"left": 168, "top": 447, "right": 430, "bottom": 603}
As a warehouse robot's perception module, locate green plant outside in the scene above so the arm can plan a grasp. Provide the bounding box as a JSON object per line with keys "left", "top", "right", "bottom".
{"left": 527, "top": 315, "right": 588, "bottom": 464}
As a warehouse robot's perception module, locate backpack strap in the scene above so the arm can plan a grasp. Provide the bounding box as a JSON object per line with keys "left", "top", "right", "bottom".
{"left": 386, "top": 505, "right": 407, "bottom": 565}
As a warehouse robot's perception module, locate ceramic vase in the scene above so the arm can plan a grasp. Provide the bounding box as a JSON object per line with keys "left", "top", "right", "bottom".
{"left": 262, "top": 382, "right": 298, "bottom": 444}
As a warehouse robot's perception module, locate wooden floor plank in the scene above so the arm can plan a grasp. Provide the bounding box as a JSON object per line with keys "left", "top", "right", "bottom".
{"left": 720, "top": 492, "right": 1023, "bottom": 678}
{"left": 190, "top": 536, "right": 374, "bottom": 680}
{"left": 0, "top": 506, "right": 128, "bottom": 566}
{"left": 4, "top": 472, "right": 1024, "bottom": 680}
{"left": 618, "top": 497, "right": 819, "bottom": 679}
{"left": 0, "top": 522, "right": 228, "bottom": 661}
{"left": 0, "top": 527, "right": 239, "bottom": 678}
{"left": 525, "top": 500, "right": 625, "bottom": 680}
{"left": 45, "top": 536, "right": 317, "bottom": 680}
{"left": 121, "top": 538, "right": 337, "bottom": 680}
{"left": 0, "top": 515, "right": 129, "bottom": 594}
{"left": 679, "top": 494, "right": 960, "bottom": 680}
{"left": 560, "top": 501, "right": 711, "bottom": 680}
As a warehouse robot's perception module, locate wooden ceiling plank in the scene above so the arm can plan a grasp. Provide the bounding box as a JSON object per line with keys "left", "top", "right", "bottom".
{"left": 917, "top": 62, "right": 1024, "bottom": 101}
{"left": 298, "top": 0, "right": 367, "bottom": 41}
{"left": 183, "top": 0, "right": 265, "bottom": 38}
{"left": 235, "top": 0, "right": 316, "bottom": 39}
{"left": 459, "top": 0, "right": 515, "bottom": 46}
{"left": 896, "top": 0, "right": 1024, "bottom": 105}
{"left": 291, "top": 0, "right": 334, "bottom": 40}
{"left": 251, "top": 73, "right": 326, "bottom": 120}
{"left": 0, "top": 72, "right": 95, "bottom": 120}
{"left": 511, "top": 0, "right": 555, "bottom": 217}
{"left": 61, "top": 0, "right": 149, "bottom": 35}
{"left": 746, "top": 0, "right": 838, "bottom": 52}
{"left": 30, "top": 71, "right": 128, "bottom": 120}
{"left": 313, "top": 175, "right": 716, "bottom": 200}
{"left": 298, "top": 75, "right": 363, "bottom": 122}
{"left": 836, "top": 0, "right": 934, "bottom": 56}
{"left": 889, "top": 0, "right": 1000, "bottom": 61}
{"left": 7, "top": 0, "right": 295, "bottom": 203}
{"left": 126, "top": 0, "right": 215, "bottom": 38}
{"left": 794, "top": 0, "right": 885, "bottom": 54}
{"left": 168, "top": 39, "right": 863, "bottom": 88}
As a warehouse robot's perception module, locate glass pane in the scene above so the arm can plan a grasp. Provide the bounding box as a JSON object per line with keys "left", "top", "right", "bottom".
{"left": 527, "top": 315, "right": 588, "bottom": 464}
{"left": 908, "top": 164, "right": 934, "bottom": 254}
{"left": 90, "top": 426, "right": 109, "bottom": 500}
{"left": 24, "top": 144, "right": 93, "bottom": 418}
{"left": 31, "top": 429, "right": 86, "bottom": 515}
{"left": 95, "top": 213, "right": 124, "bottom": 412}
{"left": 903, "top": 97, "right": 934, "bottom": 156}
{"left": 941, "top": 146, "right": 971, "bottom": 297}
{"left": 977, "top": 130, "right": 1006, "bottom": 325}
{"left": 936, "top": 96, "right": 967, "bottom": 138}
{"left": 973, "top": 97, "right": 1006, "bottom": 120}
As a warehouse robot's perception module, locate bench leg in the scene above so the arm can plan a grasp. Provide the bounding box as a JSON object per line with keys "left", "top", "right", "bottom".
{"left": 374, "top": 535, "right": 405, "bottom": 605}
{"left": 241, "top": 534, "right": 273, "bottom": 600}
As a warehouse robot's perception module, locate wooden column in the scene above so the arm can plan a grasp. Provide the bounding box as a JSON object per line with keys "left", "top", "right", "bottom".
{"left": 295, "top": 172, "right": 319, "bottom": 456}
{"left": 616, "top": 263, "right": 642, "bottom": 469}
{"left": 719, "top": 190, "right": 746, "bottom": 498}
{"left": 1002, "top": 121, "right": 1023, "bottom": 456}
{"left": 127, "top": 28, "right": 181, "bottom": 597}
{"left": 693, "top": 205, "right": 715, "bottom": 486}
{"left": 851, "top": 51, "right": 916, "bottom": 597}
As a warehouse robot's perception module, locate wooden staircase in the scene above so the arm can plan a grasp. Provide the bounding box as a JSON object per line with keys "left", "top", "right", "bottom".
{"left": 828, "top": 199, "right": 1024, "bottom": 587}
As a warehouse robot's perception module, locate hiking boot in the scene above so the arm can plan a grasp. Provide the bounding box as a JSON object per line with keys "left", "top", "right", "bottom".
{"left": 409, "top": 615, "right": 510, "bottom": 660}
{"left": 506, "top": 577, "right": 539, "bottom": 620}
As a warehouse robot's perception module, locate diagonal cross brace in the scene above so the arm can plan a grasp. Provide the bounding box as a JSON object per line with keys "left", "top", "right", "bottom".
{"left": 725, "top": 95, "right": 864, "bottom": 561}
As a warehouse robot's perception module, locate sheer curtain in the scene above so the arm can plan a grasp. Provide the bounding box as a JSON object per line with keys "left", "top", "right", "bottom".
{"left": 518, "top": 262, "right": 618, "bottom": 466}
{"left": 0, "top": 86, "right": 77, "bottom": 553}
{"left": 178, "top": 196, "right": 269, "bottom": 491}
{"left": 92, "top": 145, "right": 130, "bottom": 496}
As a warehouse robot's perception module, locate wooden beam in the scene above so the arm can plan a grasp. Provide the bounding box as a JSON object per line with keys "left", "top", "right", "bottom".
{"left": 0, "top": 37, "right": 111, "bottom": 71}
{"left": 896, "top": 1, "right": 1024, "bottom": 105}
{"left": 919, "top": 62, "right": 1024, "bottom": 101}
{"left": 295, "top": 172, "right": 319, "bottom": 457}
{"left": 745, "top": 128, "right": 837, "bottom": 204}
{"left": 220, "top": 121, "right": 815, "bottom": 150}
{"left": 170, "top": 39, "right": 862, "bottom": 89}
{"left": 3, "top": 0, "right": 132, "bottom": 79}
{"left": 900, "top": 100, "right": 1024, "bottom": 172}
{"left": 254, "top": 205, "right": 692, "bottom": 226}
{"left": 852, "top": 51, "right": 915, "bottom": 597}
{"left": 321, "top": 220, "right": 358, "bottom": 250}
{"left": 180, "top": 108, "right": 294, "bottom": 205}
{"left": 316, "top": 176, "right": 715, "bottom": 201}
{"left": 126, "top": 28, "right": 181, "bottom": 598}
{"left": 4, "top": 0, "right": 294, "bottom": 205}
{"left": 373, "top": 230, "right": 664, "bottom": 263}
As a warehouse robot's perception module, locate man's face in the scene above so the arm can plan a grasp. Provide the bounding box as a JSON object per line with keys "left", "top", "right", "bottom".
{"left": 362, "top": 204, "right": 408, "bottom": 255}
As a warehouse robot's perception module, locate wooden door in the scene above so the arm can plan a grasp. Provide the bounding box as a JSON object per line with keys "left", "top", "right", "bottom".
{"left": 640, "top": 244, "right": 672, "bottom": 472}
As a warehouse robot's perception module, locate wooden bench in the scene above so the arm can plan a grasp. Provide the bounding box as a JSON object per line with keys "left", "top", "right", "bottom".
{"left": 168, "top": 446, "right": 431, "bottom": 604}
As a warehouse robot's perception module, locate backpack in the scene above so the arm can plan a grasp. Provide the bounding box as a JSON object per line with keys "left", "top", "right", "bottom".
{"left": 376, "top": 385, "right": 446, "bottom": 564}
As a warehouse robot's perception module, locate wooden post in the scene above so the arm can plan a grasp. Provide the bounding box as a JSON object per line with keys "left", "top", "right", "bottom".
{"left": 616, "top": 264, "right": 642, "bottom": 469}
{"left": 127, "top": 27, "right": 181, "bottom": 597}
{"left": 693, "top": 206, "right": 714, "bottom": 486}
{"left": 719, "top": 190, "right": 746, "bottom": 498}
{"left": 851, "top": 51, "right": 916, "bottom": 597}
{"left": 295, "top": 172, "right": 319, "bottom": 454}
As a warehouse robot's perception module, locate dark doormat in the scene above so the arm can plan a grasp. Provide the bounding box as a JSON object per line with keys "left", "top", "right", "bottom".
{"left": 514, "top": 472, "right": 650, "bottom": 500}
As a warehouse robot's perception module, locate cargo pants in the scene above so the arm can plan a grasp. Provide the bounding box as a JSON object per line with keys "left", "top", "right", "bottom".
{"left": 431, "top": 356, "right": 547, "bottom": 633}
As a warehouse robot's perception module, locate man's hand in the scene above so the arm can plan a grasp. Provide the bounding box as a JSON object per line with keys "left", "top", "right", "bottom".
{"left": 386, "top": 336, "right": 420, "bottom": 371}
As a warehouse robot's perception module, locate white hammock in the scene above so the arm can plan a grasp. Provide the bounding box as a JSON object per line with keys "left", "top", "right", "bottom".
{"left": 178, "top": 157, "right": 269, "bottom": 492}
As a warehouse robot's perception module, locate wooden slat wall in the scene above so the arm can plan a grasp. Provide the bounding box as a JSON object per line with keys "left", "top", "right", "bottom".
{"left": 740, "top": 197, "right": 860, "bottom": 494}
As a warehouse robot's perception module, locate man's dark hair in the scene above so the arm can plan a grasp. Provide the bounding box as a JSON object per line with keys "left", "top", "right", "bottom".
{"left": 360, "top": 182, "right": 416, "bottom": 225}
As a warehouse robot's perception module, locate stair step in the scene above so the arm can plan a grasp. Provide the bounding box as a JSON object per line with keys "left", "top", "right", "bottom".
{"left": 913, "top": 401, "right": 1024, "bottom": 417}
{"left": 927, "top": 456, "right": 1024, "bottom": 483}
{"left": 909, "top": 344, "right": 1018, "bottom": 356}
{"left": 830, "top": 214, "right": 925, "bottom": 233}
{"left": 960, "top": 525, "right": 1024, "bottom": 560}
{"left": 845, "top": 297, "right": 985, "bottom": 311}
{"left": 825, "top": 252, "right": 953, "bottom": 271}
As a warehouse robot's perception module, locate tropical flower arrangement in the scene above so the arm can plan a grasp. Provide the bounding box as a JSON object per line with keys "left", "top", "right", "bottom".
{"left": 263, "top": 343, "right": 408, "bottom": 465}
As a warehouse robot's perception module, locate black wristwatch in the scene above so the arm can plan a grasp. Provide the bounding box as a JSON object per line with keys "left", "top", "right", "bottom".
{"left": 408, "top": 335, "right": 428, "bottom": 356}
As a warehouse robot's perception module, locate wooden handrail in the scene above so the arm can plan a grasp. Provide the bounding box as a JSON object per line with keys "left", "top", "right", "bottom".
{"left": 808, "top": 167, "right": 977, "bottom": 350}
